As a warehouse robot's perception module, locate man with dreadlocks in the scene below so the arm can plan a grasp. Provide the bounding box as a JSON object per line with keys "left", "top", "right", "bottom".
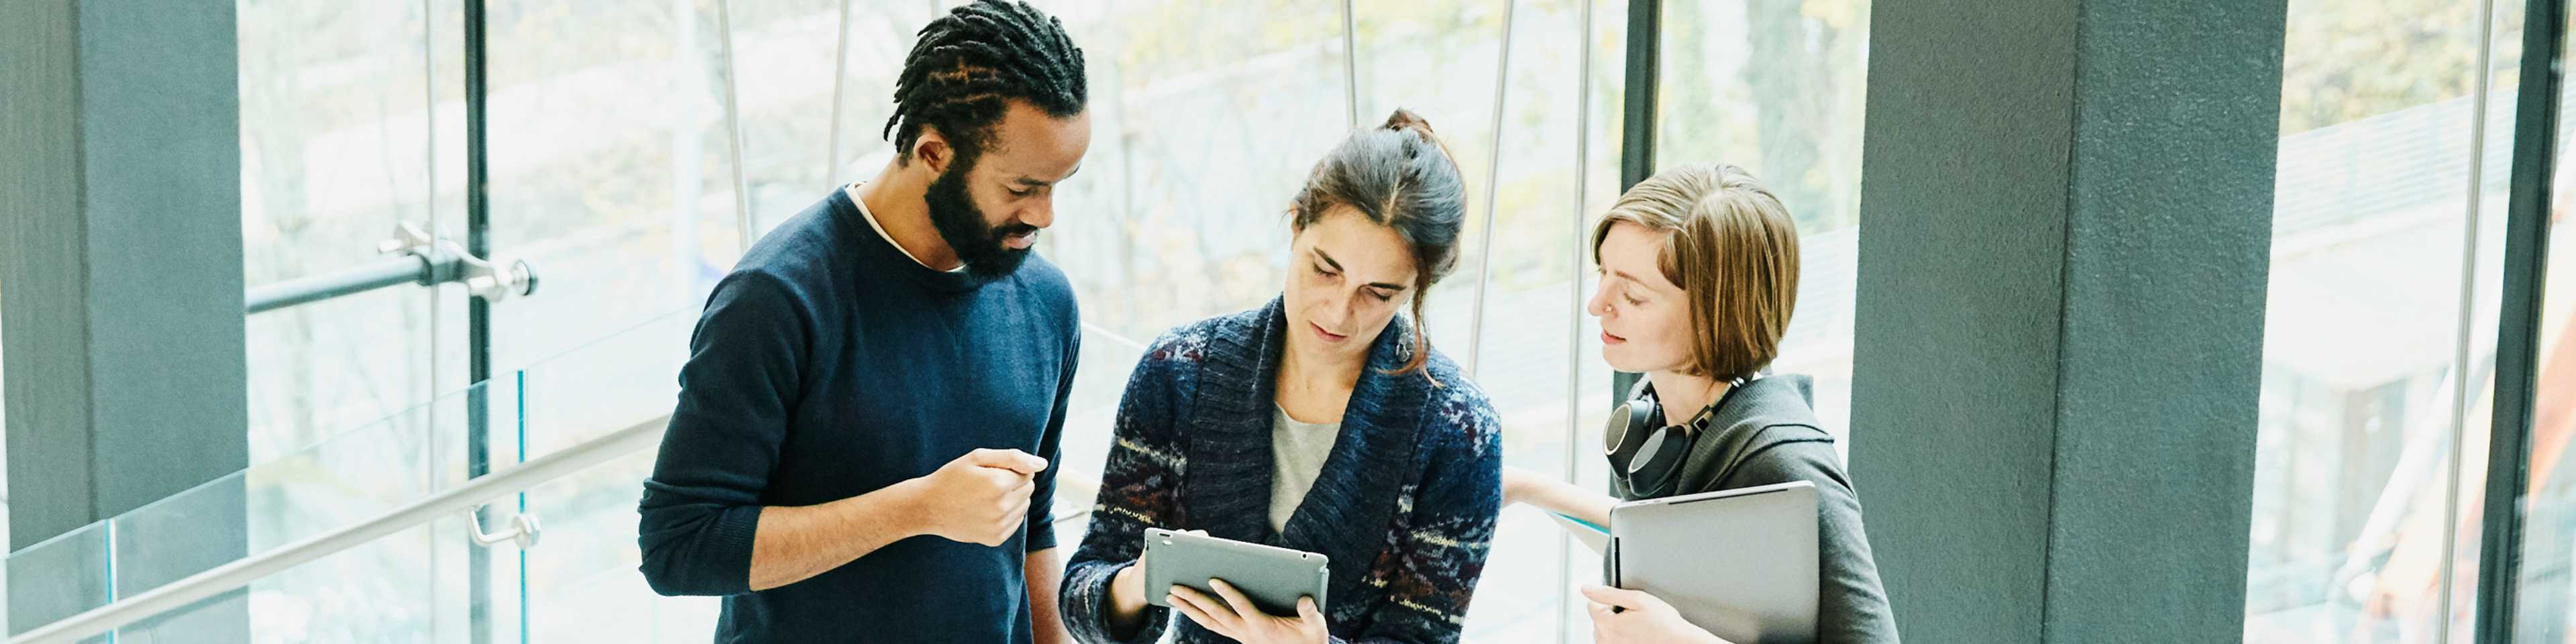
{"left": 636, "top": 1, "right": 1090, "bottom": 641}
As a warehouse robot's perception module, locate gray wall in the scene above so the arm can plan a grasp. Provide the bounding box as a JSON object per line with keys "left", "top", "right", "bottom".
{"left": 1847, "top": 0, "right": 2284, "bottom": 641}
{"left": 2, "top": 0, "right": 250, "bottom": 639}
{"left": 2, "top": 0, "right": 250, "bottom": 550}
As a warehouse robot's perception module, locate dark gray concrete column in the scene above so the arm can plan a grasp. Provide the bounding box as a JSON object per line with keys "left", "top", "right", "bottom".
{"left": 1846, "top": 0, "right": 2284, "bottom": 641}
{"left": 2, "top": 0, "right": 250, "bottom": 639}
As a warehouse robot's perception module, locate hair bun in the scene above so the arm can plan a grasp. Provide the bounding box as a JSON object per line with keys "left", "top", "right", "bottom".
{"left": 1381, "top": 108, "right": 1436, "bottom": 136}
{"left": 1380, "top": 107, "right": 1455, "bottom": 162}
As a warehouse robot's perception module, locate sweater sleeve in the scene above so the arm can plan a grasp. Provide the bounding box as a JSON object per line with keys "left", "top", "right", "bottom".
{"left": 1061, "top": 337, "right": 1191, "bottom": 644}
{"left": 1026, "top": 321, "right": 1081, "bottom": 552}
{"left": 1340, "top": 394, "right": 1504, "bottom": 644}
{"left": 1721, "top": 434, "right": 1902, "bottom": 644}
{"left": 635, "top": 271, "right": 808, "bottom": 596}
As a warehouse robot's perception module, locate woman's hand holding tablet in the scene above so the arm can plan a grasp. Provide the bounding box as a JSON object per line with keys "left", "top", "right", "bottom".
{"left": 1139, "top": 529, "right": 1333, "bottom": 642}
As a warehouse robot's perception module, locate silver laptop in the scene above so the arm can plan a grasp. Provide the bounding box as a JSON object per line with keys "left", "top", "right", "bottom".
{"left": 1607, "top": 480, "right": 1819, "bottom": 644}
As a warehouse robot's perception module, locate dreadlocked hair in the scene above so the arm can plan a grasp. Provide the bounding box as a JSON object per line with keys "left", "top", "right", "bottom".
{"left": 882, "top": 0, "right": 1088, "bottom": 166}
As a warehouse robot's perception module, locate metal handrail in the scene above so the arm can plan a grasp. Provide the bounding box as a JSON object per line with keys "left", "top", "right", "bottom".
{"left": 8, "top": 415, "right": 670, "bottom": 644}
{"left": 11, "top": 410, "right": 1108, "bottom": 643}
{"left": 244, "top": 253, "right": 443, "bottom": 314}
{"left": 243, "top": 223, "right": 537, "bottom": 315}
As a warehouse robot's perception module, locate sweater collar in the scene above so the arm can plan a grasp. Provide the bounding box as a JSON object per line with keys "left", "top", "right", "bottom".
{"left": 827, "top": 186, "right": 994, "bottom": 296}
{"left": 1185, "top": 296, "right": 1428, "bottom": 603}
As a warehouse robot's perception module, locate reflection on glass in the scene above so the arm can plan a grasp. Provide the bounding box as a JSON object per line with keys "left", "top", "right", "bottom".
{"left": 2244, "top": 0, "right": 2522, "bottom": 641}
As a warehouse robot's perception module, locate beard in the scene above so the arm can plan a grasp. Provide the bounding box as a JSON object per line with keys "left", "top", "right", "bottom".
{"left": 924, "top": 154, "right": 1036, "bottom": 281}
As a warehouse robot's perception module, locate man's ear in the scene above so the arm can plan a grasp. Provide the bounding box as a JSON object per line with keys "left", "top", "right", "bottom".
{"left": 914, "top": 127, "right": 954, "bottom": 176}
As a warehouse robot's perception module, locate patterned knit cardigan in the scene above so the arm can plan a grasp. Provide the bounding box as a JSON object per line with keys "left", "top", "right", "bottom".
{"left": 1061, "top": 297, "right": 1504, "bottom": 644}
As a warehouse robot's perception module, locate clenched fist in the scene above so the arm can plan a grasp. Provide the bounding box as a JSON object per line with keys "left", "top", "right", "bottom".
{"left": 906, "top": 448, "right": 1049, "bottom": 547}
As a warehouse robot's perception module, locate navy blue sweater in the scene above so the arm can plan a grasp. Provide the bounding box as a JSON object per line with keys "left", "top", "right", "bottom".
{"left": 637, "top": 188, "right": 1080, "bottom": 643}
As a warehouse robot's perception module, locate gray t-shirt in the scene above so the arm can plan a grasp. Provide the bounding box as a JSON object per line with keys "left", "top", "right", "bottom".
{"left": 1269, "top": 405, "right": 1342, "bottom": 533}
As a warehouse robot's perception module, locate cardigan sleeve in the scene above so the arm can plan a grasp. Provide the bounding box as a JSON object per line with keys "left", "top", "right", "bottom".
{"left": 1338, "top": 390, "right": 1505, "bottom": 644}
{"left": 1061, "top": 334, "right": 1193, "bottom": 644}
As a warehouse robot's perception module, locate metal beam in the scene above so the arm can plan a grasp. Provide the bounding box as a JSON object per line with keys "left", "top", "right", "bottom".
{"left": 2476, "top": 0, "right": 2569, "bottom": 637}
{"left": 462, "top": 0, "right": 496, "bottom": 640}
{"left": 1609, "top": 0, "right": 1658, "bottom": 403}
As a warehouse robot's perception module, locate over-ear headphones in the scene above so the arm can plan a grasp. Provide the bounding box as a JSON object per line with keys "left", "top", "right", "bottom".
{"left": 1603, "top": 378, "right": 1746, "bottom": 498}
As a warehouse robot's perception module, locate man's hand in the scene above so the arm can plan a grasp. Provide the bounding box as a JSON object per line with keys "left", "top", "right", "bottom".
{"left": 742, "top": 448, "right": 1046, "bottom": 591}
{"left": 1582, "top": 585, "right": 1731, "bottom": 644}
{"left": 906, "top": 448, "right": 1048, "bottom": 546}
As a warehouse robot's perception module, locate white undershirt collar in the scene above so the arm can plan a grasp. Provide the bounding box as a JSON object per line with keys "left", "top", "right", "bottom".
{"left": 845, "top": 182, "right": 965, "bottom": 273}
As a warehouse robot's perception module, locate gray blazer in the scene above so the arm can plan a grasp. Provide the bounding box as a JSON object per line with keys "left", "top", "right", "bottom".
{"left": 1612, "top": 374, "right": 1900, "bottom": 643}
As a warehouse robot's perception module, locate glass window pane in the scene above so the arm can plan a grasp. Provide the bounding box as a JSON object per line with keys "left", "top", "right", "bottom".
{"left": 484, "top": 0, "right": 743, "bottom": 374}
{"left": 1651, "top": 0, "right": 1869, "bottom": 451}
{"left": 2245, "top": 0, "right": 2520, "bottom": 639}
{"left": 238, "top": 0, "right": 451, "bottom": 465}
{"left": 1042, "top": 0, "right": 1350, "bottom": 530}
{"left": 233, "top": 0, "right": 469, "bottom": 638}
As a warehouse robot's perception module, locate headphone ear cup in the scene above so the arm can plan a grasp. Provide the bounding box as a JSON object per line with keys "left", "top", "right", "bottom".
{"left": 1604, "top": 401, "right": 1658, "bottom": 465}
{"left": 1627, "top": 427, "right": 1688, "bottom": 497}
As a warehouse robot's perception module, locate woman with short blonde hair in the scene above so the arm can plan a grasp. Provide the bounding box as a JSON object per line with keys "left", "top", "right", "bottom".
{"left": 1507, "top": 164, "right": 1898, "bottom": 643}
{"left": 1591, "top": 164, "right": 1803, "bottom": 382}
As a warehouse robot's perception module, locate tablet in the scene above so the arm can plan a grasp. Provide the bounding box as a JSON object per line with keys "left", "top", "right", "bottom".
{"left": 1141, "top": 528, "right": 1331, "bottom": 616}
{"left": 1608, "top": 480, "right": 1819, "bottom": 644}
{"left": 1552, "top": 511, "right": 1611, "bottom": 554}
